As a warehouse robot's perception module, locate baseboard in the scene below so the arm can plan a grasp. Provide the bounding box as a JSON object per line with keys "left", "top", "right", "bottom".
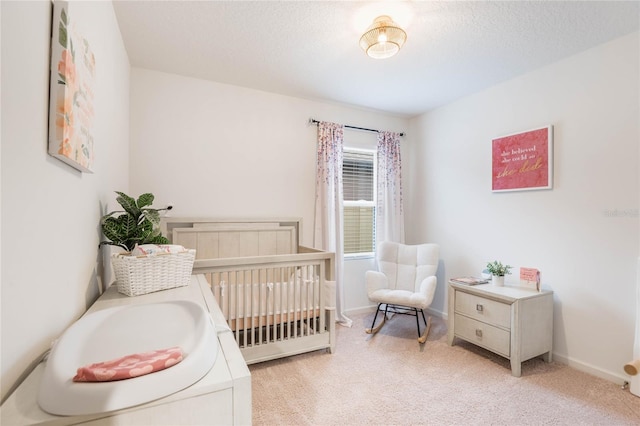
{"left": 345, "top": 305, "right": 447, "bottom": 319}
{"left": 553, "top": 352, "right": 629, "bottom": 385}
{"left": 344, "top": 306, "right": 377, "bottom": 316}
{"left": 427, "top": 306, "right": 446, "bottom": 320}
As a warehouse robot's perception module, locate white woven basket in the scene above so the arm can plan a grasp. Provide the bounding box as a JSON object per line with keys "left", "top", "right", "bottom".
{"left": 112, "top": 249, "right": 196, "bottom": 296}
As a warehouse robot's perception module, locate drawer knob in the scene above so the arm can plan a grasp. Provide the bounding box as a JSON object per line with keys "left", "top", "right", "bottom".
{"left": 476, "top": 304, "right": 483, "bottom": 312}
{"left": 475, "top": 329, "right": 483, "bottom": 338}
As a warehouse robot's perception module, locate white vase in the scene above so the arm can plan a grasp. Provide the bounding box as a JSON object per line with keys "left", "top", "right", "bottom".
{"left": 492, "top": 275, "right": 505, "bottom": 287}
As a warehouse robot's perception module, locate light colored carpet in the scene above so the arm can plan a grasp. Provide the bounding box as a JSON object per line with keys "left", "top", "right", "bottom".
{"left": 250, "top": 312, "right": 640, "bottom": 425}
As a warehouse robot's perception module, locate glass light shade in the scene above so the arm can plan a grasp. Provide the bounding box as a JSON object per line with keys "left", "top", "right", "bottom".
{"left": 359, "top": 15, "right": 407, "bottom": 59}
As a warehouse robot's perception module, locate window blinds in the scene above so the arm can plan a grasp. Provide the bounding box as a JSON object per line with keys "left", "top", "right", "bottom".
{"left": 343, "top": 150, "right": 375, "bottom": 254}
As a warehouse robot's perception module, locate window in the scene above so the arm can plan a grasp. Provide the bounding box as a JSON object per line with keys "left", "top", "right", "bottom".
{"left": 343, "top": 149, "right": 376, "bottom": 256}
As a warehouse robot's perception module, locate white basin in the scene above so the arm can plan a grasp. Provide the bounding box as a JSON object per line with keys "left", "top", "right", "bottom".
{"left": 37, "top": 300, "right": 218, "bottom": 416}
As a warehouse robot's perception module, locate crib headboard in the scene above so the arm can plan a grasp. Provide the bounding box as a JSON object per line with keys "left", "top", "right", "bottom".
{"left": 160, "top": 218, "right": 302, "bottom": 259}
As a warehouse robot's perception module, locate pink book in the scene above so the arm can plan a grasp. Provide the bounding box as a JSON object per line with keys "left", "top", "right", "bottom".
{"left": 520, "top": 267, "right": 541, "bottom": 291}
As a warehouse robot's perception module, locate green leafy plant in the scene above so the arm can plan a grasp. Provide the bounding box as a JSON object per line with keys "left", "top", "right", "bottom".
{"left": 99, "top": 192, "right": 171, "bottom": 251}
{"left": 486, "top": 260, "right": 512, "bottom": 277}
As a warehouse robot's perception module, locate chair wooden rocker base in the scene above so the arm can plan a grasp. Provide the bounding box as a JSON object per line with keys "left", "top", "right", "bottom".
{"left": 365, "top": 303, "right": 432, "bottom": 344}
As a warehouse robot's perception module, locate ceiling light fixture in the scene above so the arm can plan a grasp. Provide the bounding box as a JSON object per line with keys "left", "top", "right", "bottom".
{"left": 359, "top": 15, "right": 407, "bottom": 59}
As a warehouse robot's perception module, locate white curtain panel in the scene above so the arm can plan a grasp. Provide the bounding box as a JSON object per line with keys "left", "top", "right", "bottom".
{"left": 376, "top": 131, "right": 405, "bottom": 245}
{"left": 313, "top": 121, "right": 352, "bottom": 326}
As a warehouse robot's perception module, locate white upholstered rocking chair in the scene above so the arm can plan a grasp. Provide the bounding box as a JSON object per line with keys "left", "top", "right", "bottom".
{"left": 365, "top": 241, "right": 439, "bottom": 343}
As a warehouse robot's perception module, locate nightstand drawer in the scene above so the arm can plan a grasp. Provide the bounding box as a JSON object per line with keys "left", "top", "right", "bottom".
{"left": 455, "top": 291, "right": 511, "bottom": 329}
{"left": 454, "top": 313, "right": 510, "bottom": 357}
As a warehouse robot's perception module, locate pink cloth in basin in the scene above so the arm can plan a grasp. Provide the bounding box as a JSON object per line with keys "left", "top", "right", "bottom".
{"left": 73, "top": 346, "right": 183, "bottom": 382}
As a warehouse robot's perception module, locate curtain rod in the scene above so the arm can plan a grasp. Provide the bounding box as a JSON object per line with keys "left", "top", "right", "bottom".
{"left": 308, "top": 118, "right": 405, "bottom": 137}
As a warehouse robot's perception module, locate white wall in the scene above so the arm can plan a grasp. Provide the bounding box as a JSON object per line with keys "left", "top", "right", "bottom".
{"left": 406, "top": 32, "right": 639, "bottom": 383}
{"left": 0, "top": 0, "right": 130, "bottom": 400}
{"left": 129, "top": 68, "right": 409, "bottom": 312}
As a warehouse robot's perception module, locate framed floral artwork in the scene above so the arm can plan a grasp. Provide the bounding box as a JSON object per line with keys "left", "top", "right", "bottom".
{"left": 48, "top": 0, "right": 96, "bottom": 173}
{"left": 491, "top": 126, "right": 553, "bottom": 192}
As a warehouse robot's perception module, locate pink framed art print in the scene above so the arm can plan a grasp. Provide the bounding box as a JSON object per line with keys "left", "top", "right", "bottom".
{"left": 491, "top": 126, "right": 553, "bottom": 192}
{"left": 48, "top": 0, "right": 96, "bottom": 173}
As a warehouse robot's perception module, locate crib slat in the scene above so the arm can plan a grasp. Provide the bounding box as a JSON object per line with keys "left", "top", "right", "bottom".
{"left": 287, "top": 266, "right": 292, "bottom": 339}
{"left": 270, "top": 268, "right": 275, "bottom": 343}
{"left": 251, "top": 269, "right": 258, "bottom": 344}
{"left": 309, "top": 265, "right": 315, "bottom": 334}
{"left": 258, "top": 268, "right": 264, "bottom": 345}
{"left": 302, "top": 266, "right": 307, "bottom": 337}
{"left": 319, "top": 261, "right": 326, "bottom": 333}
{"left": 276, "top": 267, "right": 281, "bottom": 341}
{"left": 249, "top": 270, "right": 255, "bottom": 347}
{"left": 270, "top": 267, "right": 277, "bottom": 343}
{"left": 298, "top": 266, "right": 302, "bottom": 339}
{"left": 240, "top": 271, "right": 244, "bottom": 345}
{"left": 279, "top": 267, "right": 283, "bottom": 341}
{"left": 309, "top": 265, "right": 313, "bottom": 334}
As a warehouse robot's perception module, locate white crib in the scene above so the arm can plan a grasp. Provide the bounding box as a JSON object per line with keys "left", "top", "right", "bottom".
{"left": 161, "top": 218, "right": 336, "bottom": 364}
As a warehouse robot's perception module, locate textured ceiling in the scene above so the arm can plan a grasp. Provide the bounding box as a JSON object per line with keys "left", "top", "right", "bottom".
{"left": 113, "top": 1, "right": 639, "bottom": 117}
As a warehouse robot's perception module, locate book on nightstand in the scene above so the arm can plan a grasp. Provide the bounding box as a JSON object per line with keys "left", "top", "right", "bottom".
{"left": 520, "top": 267, "right": 541, "bottom": 291}
{"left": 450, "top": 276, "right": 489, "bottom": 285}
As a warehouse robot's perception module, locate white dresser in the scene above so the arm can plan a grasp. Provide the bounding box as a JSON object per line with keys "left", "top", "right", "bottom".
{"left": 0, "top": 275, "right": 251, "bottom": 425}
{"left": 447, "top": 280, "right": 553, "bottom": 377}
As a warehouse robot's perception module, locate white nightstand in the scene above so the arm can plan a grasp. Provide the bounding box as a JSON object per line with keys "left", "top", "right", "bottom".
{"left": 447, "top": 280, "right": 553, "bottom": 377}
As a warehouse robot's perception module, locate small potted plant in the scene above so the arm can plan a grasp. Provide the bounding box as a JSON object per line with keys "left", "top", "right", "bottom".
{"left": 100, "top": 191, "right": 171, "bottom": 251}
{"left": 100, "top": 191, "right": 194, "bottom": 296}
{"left": 486, "top": 260, "right": 512, "bottom": 287}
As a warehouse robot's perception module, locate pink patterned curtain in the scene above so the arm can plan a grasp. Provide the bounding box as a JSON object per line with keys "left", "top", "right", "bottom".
{"left": 314, "top": 121, "right": 351, "bottom": 326}
{"left": 376, "top": 131, "right": 405, "bottom": 244}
